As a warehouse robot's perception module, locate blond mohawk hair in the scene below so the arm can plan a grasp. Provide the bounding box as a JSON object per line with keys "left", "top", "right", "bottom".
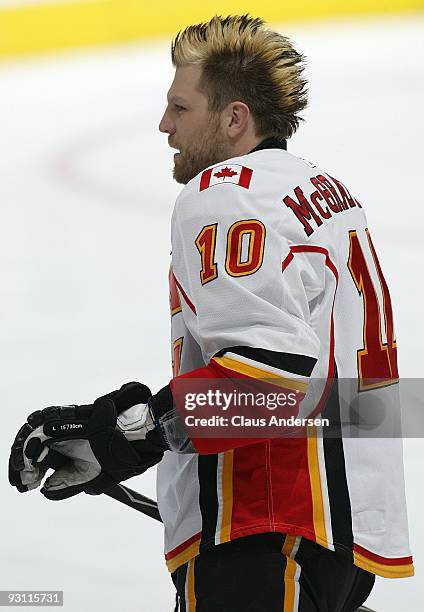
{"left": 172, "top": 15, "right": 307, "bottom": 140}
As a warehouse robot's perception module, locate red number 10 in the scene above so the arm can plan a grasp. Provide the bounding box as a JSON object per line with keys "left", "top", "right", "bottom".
{"left": 195, "top": 219, "right": 265, "bottom": 285}
{"left": 348, "top": 229, "right": 399, "bottom": 390}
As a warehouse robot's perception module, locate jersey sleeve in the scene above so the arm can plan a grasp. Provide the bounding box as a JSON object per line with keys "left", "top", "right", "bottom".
{"left": 152, "top": 168, "right": 321, "bottom": 454}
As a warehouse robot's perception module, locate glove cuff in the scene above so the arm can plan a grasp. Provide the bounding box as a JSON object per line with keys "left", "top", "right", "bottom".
{"left": 149, "top": 384, "right": 174, "bottom": 420}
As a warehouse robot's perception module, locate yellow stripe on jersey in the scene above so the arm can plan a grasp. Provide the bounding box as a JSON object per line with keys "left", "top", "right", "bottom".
{"left": 354, "top": 551, "right": 415, "bottom": 579}
{"left": 212, "top": 355, "right": 309, "bottom": 394}
{"left": 166, "top": 538, "right": 201, "bottom": 573}
{"left": 307, "top": 426, "right": 329, "bottom": 549}
{"left": 283, "top": 558, "right": 298, "bottom": 612}
{"left": 218, "top": 450, "right": 234, "bottom": 544}
{"left": 282, "top": 536, "right": 300, "bottom": 612}
{"left": 186, "top": 558, "right": 197, "bottom": 611}
{"left": 282, "top": 535, "right": 297, "bottom": 557}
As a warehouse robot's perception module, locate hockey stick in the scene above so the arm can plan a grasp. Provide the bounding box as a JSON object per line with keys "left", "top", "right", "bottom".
{"left": 104, "top": 483, "right": 162, "bottom": 522}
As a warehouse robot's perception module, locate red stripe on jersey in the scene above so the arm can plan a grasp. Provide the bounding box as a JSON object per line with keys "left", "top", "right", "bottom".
{"left": 173, "top": 275, "right": 197, "bottom": 315}
{"left": 165, "top": 532, "right": 201, "bottom": 561}
{"left": 282, "top": 251, "right": 294, "bottom": 271}
{"left": 354, "top": 543, "right": 413, "bottom": 566}
{"left": 287, "top": 245, "right": 339, "bottom": 281}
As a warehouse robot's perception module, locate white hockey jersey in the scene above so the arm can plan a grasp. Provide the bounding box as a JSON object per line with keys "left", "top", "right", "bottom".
{"left": 157, "top": 143, "right": 413, "bottom": 579}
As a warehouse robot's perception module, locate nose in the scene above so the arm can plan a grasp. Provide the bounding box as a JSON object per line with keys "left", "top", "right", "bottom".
{"left": 159, "top": 108, "right": 176, "bottom": 135}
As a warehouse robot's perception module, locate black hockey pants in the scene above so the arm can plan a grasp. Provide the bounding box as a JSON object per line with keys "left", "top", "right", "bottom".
{"left": 171, "top": 532, "right": 375, "bottom": 611}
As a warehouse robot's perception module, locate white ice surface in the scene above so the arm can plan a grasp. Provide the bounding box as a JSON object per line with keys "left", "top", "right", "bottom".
{"left": 1, "top": 14, "right": 423, "bottom": 611}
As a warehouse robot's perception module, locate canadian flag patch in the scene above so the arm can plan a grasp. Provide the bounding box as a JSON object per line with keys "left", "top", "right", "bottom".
{"left": 199, "top": 164, "right": 253, "bottom": 191}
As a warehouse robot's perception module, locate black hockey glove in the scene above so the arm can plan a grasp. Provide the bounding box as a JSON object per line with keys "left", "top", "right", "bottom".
{"left": 9, "top": 382, "right": 166, "bottom": 500}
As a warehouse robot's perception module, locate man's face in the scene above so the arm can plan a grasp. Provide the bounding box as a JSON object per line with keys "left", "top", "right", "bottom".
{"left": 159, "top": 65, "right": 231, "bottom": 184}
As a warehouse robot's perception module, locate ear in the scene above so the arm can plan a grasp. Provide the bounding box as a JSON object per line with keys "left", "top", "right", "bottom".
{"left": 223, "top": 101, "right": 251, "bottom": 138}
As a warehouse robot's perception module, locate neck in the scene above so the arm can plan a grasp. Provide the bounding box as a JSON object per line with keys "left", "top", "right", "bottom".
{"left": 230, "top": 133, "right": 263, "bottom": 158}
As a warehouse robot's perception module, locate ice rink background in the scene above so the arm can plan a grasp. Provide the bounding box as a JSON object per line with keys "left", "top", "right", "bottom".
{"left": 1, "top": 14, "right": 423, "bottom": 611}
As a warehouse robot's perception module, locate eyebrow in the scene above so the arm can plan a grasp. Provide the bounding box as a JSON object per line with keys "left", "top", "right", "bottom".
{"left": 168, "top": 95, "right": 189, "bottom": 105}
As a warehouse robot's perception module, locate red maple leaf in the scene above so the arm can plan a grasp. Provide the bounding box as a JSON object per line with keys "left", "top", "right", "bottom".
{"left": 214, "top": 167, "right": 238, "bottom": 180}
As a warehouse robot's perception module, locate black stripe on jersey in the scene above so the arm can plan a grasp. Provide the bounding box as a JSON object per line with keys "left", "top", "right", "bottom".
{"left": 321, "top": 365, "right": 354, "bottom": 557}
{"left": 198, "top": 454, "right": 219, "bottom": 553}
{"left": 214, "top": 345, "right": 317, "bottom": 377}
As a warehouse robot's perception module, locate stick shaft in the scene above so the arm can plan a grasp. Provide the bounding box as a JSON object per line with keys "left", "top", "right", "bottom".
{"left": 104, "top": 483, "right": 162, "bottom": 522}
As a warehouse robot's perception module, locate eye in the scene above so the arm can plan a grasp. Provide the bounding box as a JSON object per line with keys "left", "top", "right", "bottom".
{"left": 174, "top": 104, "right": 186, "bottom": 112}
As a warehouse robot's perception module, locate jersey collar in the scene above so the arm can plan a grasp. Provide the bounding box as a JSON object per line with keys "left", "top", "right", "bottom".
{"left": 249, "top": 137, "right": 287, "bottom": 154}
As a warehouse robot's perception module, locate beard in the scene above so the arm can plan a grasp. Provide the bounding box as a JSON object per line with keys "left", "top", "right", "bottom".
{"left": 173, "top": 115, "right": 232, "bottom": 185}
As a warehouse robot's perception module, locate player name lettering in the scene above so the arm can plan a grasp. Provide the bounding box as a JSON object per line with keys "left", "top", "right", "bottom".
{"left": 284, "top": 173, "right": 361, "bottom": 236}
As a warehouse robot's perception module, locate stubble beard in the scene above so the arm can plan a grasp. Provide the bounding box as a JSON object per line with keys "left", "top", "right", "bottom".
{"left": 173, "top": 117, "right": 232, "bottom": 185}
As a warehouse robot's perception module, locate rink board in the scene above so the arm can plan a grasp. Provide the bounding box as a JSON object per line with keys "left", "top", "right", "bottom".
{"left": 1, "top": 0, "right": 423, "bottom": 58}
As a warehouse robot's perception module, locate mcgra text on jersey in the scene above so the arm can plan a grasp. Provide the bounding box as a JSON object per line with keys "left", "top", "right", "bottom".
{"left": 284, "top": 174, "right": 361, "bottom": 236}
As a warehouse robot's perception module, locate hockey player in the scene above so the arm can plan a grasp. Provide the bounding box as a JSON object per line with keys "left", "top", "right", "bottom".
{"left": 9, "top": 15, "right": 413, "bottom": 612}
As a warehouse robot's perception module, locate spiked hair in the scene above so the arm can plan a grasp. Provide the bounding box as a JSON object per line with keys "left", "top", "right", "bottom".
{"left": 171, "top": 15, "right": 308, "bottom": 140}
